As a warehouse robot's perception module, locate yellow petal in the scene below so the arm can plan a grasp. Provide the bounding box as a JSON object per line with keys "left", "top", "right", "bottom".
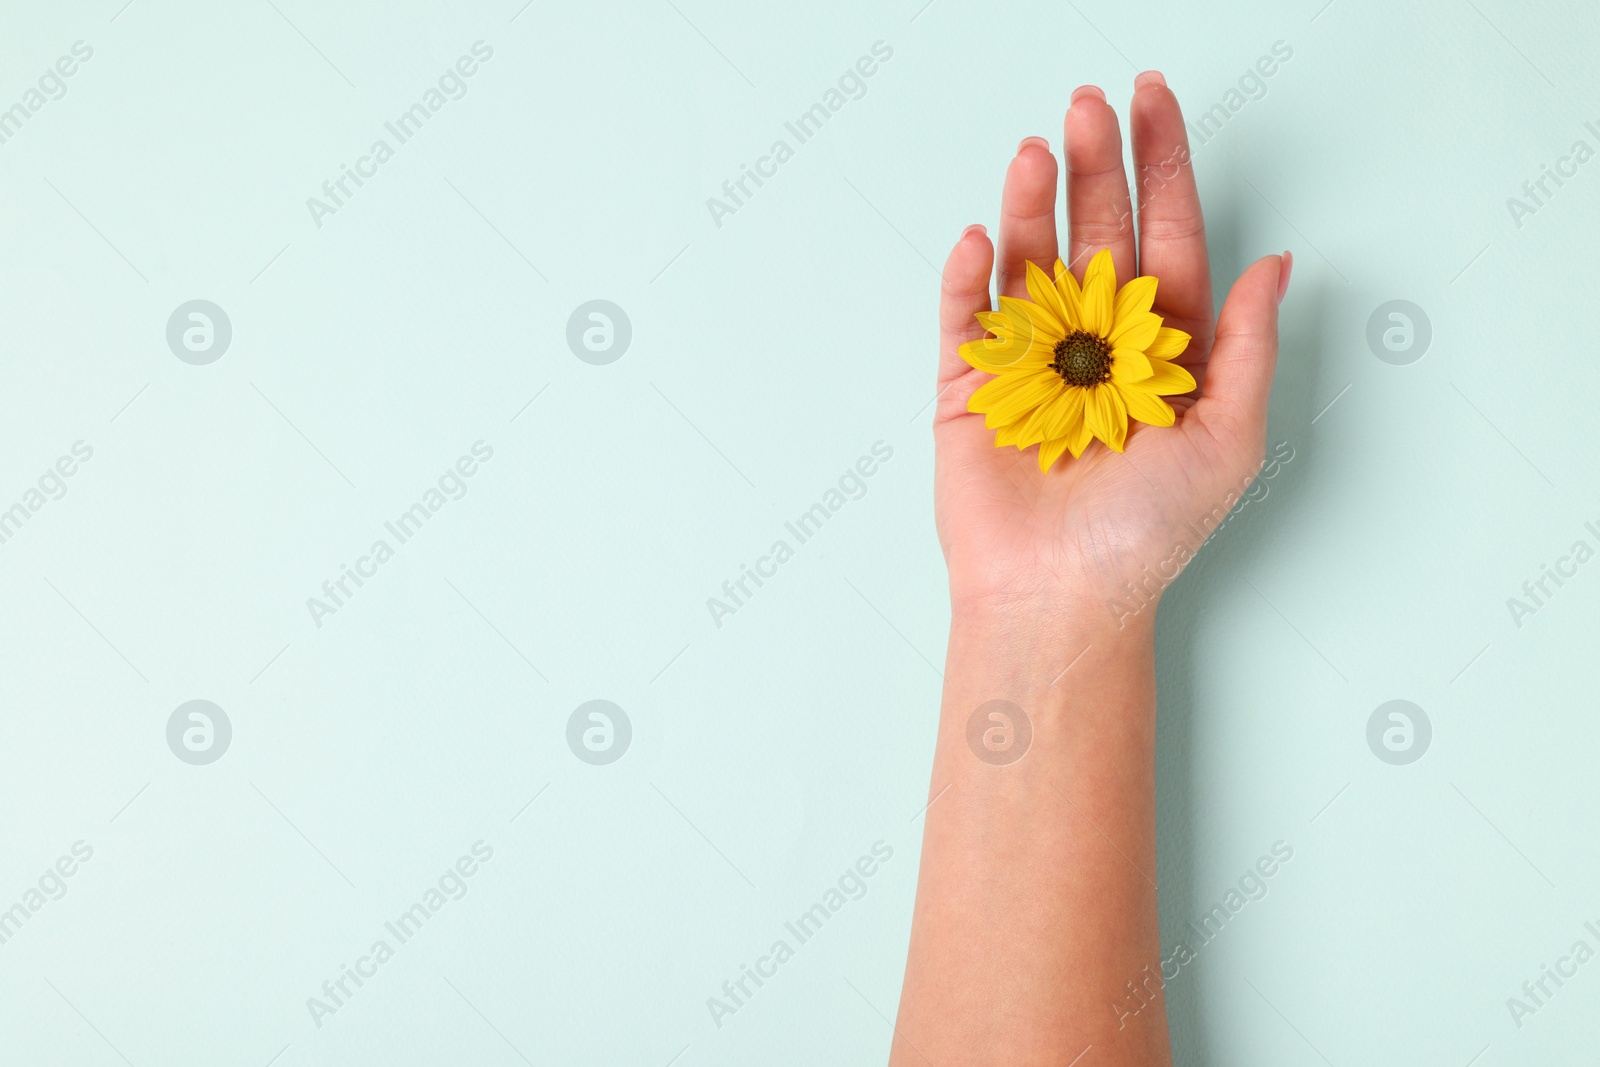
{"left": 1025, "top": 260, "right": 1075, "bottom": 333}
{"left": 1135, "top": 359, "right": 1197, "bottom": 396}
{"left": 1112, "top": 275, "right": 1157, "bottom": 327}
{"left": 1010, "top": 386, "right": 1086, "bottom": 449}
{"left": 1083, "top": 248, "right": 1116, "bottom": 290}
{"left": 1146, "top": 326, "right": 1191, "bottom": 360}
{"left": 975, "top": 310, "right": 1011, "bottom": 334}
{"left": 1042, "top": 386, "right": 1087, "bottom": 441}
{"left": 1052, "top": 258, "right": 1084, "bottom": 328}
{"left": 1122, "top": 388, "right": 1176, "bottom": 427}
{"left": 1038, "top": 436, "right": 1071, "bottom": 472}
{"left": 969, "top": 369, "right": 1060, "bottom": 428}
{"left": 1009, "top": 389, "right": 1067, "bottom": 447}
{"left": 1085, "top": 383, "right": 1128, "bottom": 452}
{"left": 1079, "top": 250, "right": 1115, "bottom": 337}
{"left": 1107, "top": 311, "right": 1161, "bottom": 350}
{"left": 1067, "top": 410, "right": 1096, "bottom": 457}
{"left": 1101, "top": 384, "right": 1130, "bottom": 451}
{"left": 1110, "top": 347, "right": 1153, "bottom": 384}
{"left": 1082, "top": 383, "right": 1111, "bottom": 440}
{"left": 998, "top": 295, "right": 1065, "bottom": 345}
{"left": 959, "top": 336, "right": 1052, "bottom": 374}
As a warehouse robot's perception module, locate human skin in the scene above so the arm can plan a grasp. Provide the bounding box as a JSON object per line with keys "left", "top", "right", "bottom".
{"left": 890, "top": 72, "right": 1288, "bottom": 1066}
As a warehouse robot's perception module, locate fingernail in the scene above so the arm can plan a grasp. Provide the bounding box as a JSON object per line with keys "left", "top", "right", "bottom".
{"left": 1276, "top": 251, "right": 1293, "bottom": 304}
{"left": 1070, "top": 85, "right": 1105, "bottom": 104}
{"left": 1135, "top": 70, "right": 1167, "bottom": 89}
{"left": 963, "top": 223, "right": 987, "bottom": 239}
{"left": 1017, "top": 135, "right": 1050, "bottom": 154}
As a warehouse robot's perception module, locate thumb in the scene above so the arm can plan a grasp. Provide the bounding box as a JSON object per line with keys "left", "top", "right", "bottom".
{"left": 1194, "top": 252, "right": 1287, "bottom": 436}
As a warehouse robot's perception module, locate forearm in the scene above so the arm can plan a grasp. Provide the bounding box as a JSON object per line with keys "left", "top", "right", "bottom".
{"left": 892, "top": 598, "right": 1169, "bottom": 1066}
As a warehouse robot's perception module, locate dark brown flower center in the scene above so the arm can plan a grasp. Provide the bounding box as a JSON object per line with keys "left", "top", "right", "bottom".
{"left": 1052, "top": 331, "right": 1112, "bottom": 387}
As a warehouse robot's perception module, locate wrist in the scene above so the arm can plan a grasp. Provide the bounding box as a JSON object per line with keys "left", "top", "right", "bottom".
{"left": 949, "top": 584, "right": 1161, "bottom": 644}
{"left": 941, "top": 594, "right": 1156, "bottom": 722}
{"left": 944, "top": 539, "right": 1183, "bottom": 635}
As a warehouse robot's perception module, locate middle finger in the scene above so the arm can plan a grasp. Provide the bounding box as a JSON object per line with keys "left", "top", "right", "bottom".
{"left": 1064, "top": 85, "right": 1136, "bottom": 287}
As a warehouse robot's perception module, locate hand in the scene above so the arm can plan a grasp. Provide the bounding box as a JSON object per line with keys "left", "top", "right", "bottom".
{"left": 933, "top": 73, "right": 1289, "bottom": 620}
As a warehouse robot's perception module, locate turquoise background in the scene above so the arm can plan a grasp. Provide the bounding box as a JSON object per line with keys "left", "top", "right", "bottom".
{"left": 0, "top": 0, "right": 1596, "bottom": 1063}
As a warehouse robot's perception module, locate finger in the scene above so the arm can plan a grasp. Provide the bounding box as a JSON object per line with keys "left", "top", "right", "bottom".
{"left": 1129, "top": 71, "right": 1212, "bottom": 347}
{"left": 1194, "top": 253, "right": 1285, "bottom": 436}
{"left": 1064, "top": 86, "right": 1136, "bottom": 287}
{"left": 937, "top": 223, "right": 996, "bottom": 392}
{"left": 996, "top": 137, "right": 1059, "bottom": 299}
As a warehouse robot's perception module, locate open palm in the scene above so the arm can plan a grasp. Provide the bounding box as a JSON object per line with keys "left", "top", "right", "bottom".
{"left": 933, "top": 73, "right": 1288, "bottom": 614}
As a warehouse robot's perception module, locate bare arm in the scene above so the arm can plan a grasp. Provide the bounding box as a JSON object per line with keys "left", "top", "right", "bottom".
{"left": 896, "top": 602, "right": 1165, "bottom": 1064}
{"left": 892, "top": 72, "right": 1287, "bottom": 1065}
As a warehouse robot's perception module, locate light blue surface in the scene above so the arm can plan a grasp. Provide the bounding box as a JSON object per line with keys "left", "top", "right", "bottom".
{"left": 0, "top": 0, "right": 1595, "bottom": 1063}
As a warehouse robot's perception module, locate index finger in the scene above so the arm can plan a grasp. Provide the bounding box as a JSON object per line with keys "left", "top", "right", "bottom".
{"left": 937, "top": 224, "right": 995, "bottom": 391}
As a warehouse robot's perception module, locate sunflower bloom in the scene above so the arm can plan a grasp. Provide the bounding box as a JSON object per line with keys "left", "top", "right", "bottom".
{"left": 958, "top": 249, "right": 1196, "bottom": 471}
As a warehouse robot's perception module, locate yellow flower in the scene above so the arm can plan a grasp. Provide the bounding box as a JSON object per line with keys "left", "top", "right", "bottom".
{"left": 958, "top": 249, "right": 1196, "bottom": 472}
